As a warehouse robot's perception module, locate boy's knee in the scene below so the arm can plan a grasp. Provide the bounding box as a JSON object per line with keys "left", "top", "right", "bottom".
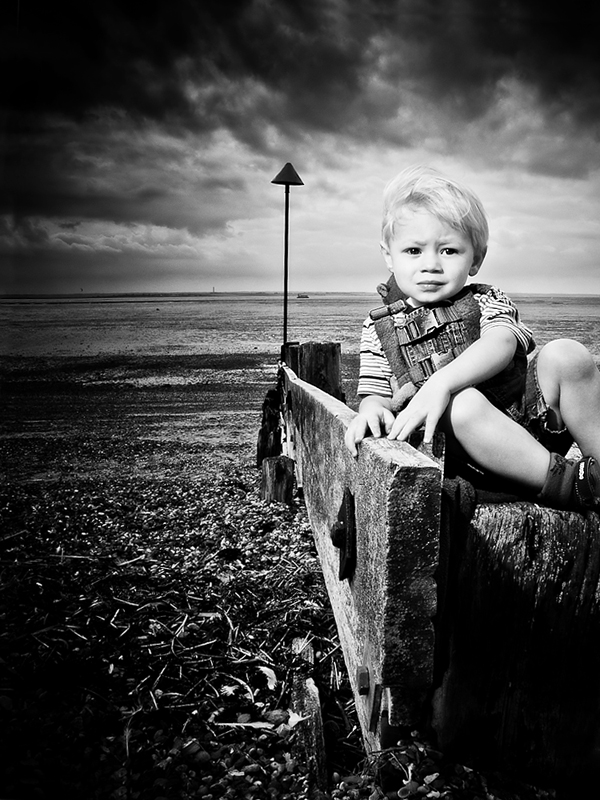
{"left": 448, "top": 387, "right": 489, "bottom": 432}
{"left": 538, "top": 339, "right": 597, "bottom": 384}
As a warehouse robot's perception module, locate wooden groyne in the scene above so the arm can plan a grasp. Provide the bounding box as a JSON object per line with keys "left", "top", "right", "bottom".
{"left": 257, "top": 341, "right": 600, "bottom": 793}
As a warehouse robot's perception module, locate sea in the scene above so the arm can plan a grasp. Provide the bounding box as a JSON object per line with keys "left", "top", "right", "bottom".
{"left": 1, "top": 292, "right": 600, "bottom": 360}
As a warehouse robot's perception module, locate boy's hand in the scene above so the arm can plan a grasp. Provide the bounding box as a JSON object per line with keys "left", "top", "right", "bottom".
{"left": 345, "top": 403, "right": 396, "bottom": 457}
{"left": 387, "top": 374, "right": 451, "bottom": 444}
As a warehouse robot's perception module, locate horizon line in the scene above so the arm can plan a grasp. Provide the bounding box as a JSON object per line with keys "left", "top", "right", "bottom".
{"left": 2, "top": 290, "right": 600, "bottom": 300}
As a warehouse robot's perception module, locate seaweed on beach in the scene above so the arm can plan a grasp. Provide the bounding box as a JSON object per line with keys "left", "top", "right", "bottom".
{"left": 0, "top": 355, "right": 558, "bottom": 800}
{"left": 1, "top": 465, "right": 555, "bottom": 800}
{"left": 0, "top": 465, "right": 366, "bottom": 799}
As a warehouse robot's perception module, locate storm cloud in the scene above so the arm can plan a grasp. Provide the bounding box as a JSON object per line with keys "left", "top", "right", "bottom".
{"left": 8, "top": 1, "right": 600, "bottom": 129}
{"left": 2, "top": 0, "right": 600, "bottom": 293}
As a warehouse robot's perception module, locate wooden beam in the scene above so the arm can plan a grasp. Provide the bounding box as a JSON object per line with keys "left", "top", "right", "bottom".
{"left": 280, "top": 364, "right": 442, "bottom": 750}
{"left": 433, "top": 502, "right": 600, "bottom": 789}
{"left": 277, "top": 347, "right": 600, "bottom": 791}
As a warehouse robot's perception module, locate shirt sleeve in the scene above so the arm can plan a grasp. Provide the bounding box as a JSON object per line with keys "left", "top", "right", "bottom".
{"left": 357, "top": 316, "right": 393, "bottom": 397}
{"left": 474, "top": 285, "right": 535, "bottom": 355}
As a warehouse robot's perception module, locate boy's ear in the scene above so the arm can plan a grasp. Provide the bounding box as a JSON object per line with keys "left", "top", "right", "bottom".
{"left": 469, "top": 246, "right": 487, "bottom": 276}
{"left": 380, "top": 241, "right": 393, "bottom": 272}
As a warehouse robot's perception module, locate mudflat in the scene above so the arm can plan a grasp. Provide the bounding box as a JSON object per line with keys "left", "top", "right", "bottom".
{"left": 1, "top": 353, "right": 277, "bottom": 480}
{"left": 0, "top": 350, "right": 370, "bottom": 799}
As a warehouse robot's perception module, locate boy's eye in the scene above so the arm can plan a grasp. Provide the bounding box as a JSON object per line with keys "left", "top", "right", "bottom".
{"left": 405, "top": 247, "right": 421, "bottom": 255}
{"left": 441, "top": 247, "right": 458, "bottom": 255}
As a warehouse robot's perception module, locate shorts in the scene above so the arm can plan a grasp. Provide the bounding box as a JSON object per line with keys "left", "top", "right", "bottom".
{"left": 504, "top": 351, "right": 573, "bottom": 457}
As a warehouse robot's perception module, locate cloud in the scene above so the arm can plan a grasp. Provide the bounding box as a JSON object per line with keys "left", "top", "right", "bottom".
{"left": 6, "top": 1, "right": 600, "bottom": 133}
{"left": 2, "top": 112, "right": 280, "bottom": 233}
{"left": 2, "top": 0, "right": 600, "bottom": 295}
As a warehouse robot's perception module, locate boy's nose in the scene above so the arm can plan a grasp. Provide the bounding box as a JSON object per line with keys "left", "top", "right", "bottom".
{"left": 422, "top": 252, "right": 442, "bottom": 271}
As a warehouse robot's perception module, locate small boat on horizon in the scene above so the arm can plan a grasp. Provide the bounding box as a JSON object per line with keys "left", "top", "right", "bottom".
{"left": 297, "top": 293, "right": 310, "bottom": 298}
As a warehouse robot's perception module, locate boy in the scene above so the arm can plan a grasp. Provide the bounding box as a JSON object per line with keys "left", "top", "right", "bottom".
{"left": 345, "top": 166, "right": 600, "bottom": 511}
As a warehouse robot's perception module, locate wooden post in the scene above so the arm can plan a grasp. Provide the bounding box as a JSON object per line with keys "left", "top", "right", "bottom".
{"left": 280, "top": 341, "right": 300, "bottom": 375}
{"left": 256, "top": 388, "right": 282, "bottom": 467}
{"left": 280, "top": 341, "right": 343, "bottom": 400}
{"left": 297, "top": 341, "right": 344, "bottom": 400}
{"left": 259, "top": 340, "right": 344, "bottom": 475}
{"left": 260, "top": 455, "right": 295, "bottom": 504}
{"left": 291, "top": 637, "right": 327, "bottom": 792}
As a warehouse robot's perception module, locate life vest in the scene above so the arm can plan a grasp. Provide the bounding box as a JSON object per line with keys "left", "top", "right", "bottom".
{"left": 370, "top": 277, "right": 528, "bottom": 412}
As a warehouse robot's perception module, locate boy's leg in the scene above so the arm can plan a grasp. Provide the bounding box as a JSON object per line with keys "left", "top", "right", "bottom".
{"left": 536, "top": 339, "right": 600, "bottom": 462}
{"left": 443, "top": 387, "right": 550, "bottom": 491}
{"left": 444, "top": 340, "right": 600, "bottom": 509}
{"left": 533, "top": 339, "right": 600, "bottom": 510}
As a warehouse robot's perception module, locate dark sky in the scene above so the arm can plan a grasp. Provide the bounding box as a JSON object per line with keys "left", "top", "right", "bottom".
{"left": 2, "top": 0, "right": 600, "bottom": 293}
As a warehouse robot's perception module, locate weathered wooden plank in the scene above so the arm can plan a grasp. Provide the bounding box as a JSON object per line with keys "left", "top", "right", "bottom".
{"left": 280, "top": 364, "right": 442, "bottom": 749}
{"left": 291, "top": 638, "right": 327, "bottom": 793}
{"left": 277, "top": 342, "right": 600, "bottom": 791}
{"left": 433, "top": 501, "right": 600, "bottom": 789}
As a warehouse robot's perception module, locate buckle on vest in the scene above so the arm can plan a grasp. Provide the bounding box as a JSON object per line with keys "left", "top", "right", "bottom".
{"left": 395, "top": 307, "right": 448, "bottom": 345}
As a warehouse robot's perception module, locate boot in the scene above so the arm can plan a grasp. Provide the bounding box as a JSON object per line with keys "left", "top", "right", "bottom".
{"left": 538, "top": 453, "right": 600, "bottom": 512}
{"left": 574, "top": 455, "right": 600, "bottom": 509}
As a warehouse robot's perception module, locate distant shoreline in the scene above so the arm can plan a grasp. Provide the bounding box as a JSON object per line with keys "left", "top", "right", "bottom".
{"left": 2, "top": 291, "right": 600, "bottom": 303}
{"left": 0, "top": 292, "right": 371, "bottom": 305}
{"left": 1, "top": 291, "right": 365, "bottom": 300}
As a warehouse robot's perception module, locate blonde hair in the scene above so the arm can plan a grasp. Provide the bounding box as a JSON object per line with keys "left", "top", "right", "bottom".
{"left": 381, "top": 165, "right": 489, "bottom": 265}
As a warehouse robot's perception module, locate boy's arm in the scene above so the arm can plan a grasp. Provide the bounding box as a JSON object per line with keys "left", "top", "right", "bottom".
{"left": 388, "top": 327, "right": 519, "bottom": 443}
{"left": 344, "top": 394, "right": 396, "bottom": 457}
{"left": 346, "top": 314, "right": 397, "bottom": 456}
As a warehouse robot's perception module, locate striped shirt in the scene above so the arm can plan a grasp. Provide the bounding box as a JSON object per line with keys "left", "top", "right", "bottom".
{"left": 357, "top": 284, "right": 535, "bottom": 398}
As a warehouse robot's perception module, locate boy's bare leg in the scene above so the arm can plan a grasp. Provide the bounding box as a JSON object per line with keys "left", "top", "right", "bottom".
{"left": 444, "top": 388, "right": 550, "bottom": 491}
{"left": 536, "top": 339, "right": 600, "bottom": 462}
{"left": 445, "top": 340, "right": 600, "bottom": 505}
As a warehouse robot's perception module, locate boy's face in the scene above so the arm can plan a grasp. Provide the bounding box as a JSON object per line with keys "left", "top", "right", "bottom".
{"left": 382, "top": 208, "right": 482, "bottom": 307}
